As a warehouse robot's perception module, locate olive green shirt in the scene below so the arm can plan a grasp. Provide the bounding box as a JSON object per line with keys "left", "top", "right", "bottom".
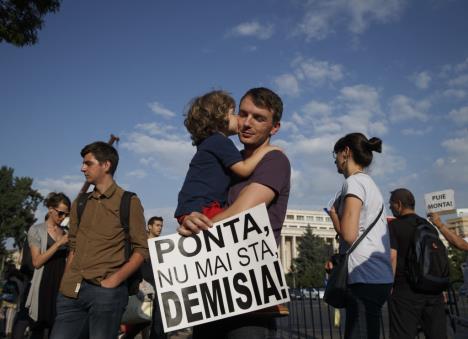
{"left": 60, "top": 181, "right": 149, "bottom": 298}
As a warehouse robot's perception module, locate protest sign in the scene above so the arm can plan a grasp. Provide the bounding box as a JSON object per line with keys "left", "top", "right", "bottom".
{"left": 424, "top": 189, "right": 456, "bottom": 215}
{"left": 148, "top": 203, "right": 290, "bottom": 332}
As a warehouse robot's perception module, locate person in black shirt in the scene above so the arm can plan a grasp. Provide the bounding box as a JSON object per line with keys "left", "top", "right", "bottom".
{"left": 388, "top": 188, "right": 446, "bottom": 339}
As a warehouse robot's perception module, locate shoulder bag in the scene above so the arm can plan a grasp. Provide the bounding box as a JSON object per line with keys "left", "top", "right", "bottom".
{"left": 323, "top": 205, "right": 384, "bottom": 308}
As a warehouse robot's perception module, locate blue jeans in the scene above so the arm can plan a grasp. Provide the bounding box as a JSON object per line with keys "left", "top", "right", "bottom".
{"left": 50, "top": 281, "right": 128, "bottom": 339}
{"left": 345, "top": 283, "right": 392, "bottom": 339}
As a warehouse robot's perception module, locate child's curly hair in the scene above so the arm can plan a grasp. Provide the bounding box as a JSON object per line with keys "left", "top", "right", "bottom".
{"left": 184, "top": 90, "right": 235, "bottom": 145}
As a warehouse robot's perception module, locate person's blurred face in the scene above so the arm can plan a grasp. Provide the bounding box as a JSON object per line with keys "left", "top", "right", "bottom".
{"left": 389, "top": 199, "right": 402, "bottom": 217}
{"left": 81, "top": 152, "right": 109, "bottom": 185}
{"left": 148, "top": 220, "right": 163, "bottom": 237}
{"left": 238, "top": 96, "right": 279, "bottom": 149}
{"left": 48, "top": 202, "right": 69, "bottom": 226}
{"left": 226, "top": 108, "right": 239, "bottom": 136}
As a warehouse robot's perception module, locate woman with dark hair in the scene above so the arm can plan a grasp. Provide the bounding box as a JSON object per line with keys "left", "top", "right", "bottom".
{"left": 327, "top": 133, "right": 393, "bottom": 339}
{"left": 26, "top": 192, "right": 70, "bottom": 338}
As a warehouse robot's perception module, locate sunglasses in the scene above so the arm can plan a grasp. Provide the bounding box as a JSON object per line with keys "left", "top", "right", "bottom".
{"left": 54, "top": 208, "right": 69, "bottom": 218}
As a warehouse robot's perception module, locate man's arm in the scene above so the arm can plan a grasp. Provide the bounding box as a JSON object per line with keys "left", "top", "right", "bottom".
{"left": 429, "top": 212, "right": 468, "bottom": 251}
{"left": 177, "top": 182, "right": 275, "bottom": 236}
{"left": 101, "top": 252, "right": 145, "bottom": 288}
{"left": 390, "top": 249, "right": 397, "bottom": 276}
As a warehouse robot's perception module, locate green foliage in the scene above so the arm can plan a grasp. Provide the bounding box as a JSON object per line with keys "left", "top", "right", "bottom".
{"left": 448, "top": 245, "right": 467, "bottom": 283}
{"left": 0, "top": 166, "right": 43, "bottom": 253}
{"left": 0, "top": 0, "right": 61, "bottom": 46}
{"left": 288, "top": 226, "right": 332, "bottom": 288}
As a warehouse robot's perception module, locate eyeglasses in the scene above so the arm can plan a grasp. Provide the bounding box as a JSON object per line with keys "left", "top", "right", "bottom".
{"left": 54, "top": 208, "right": 69, "bottom": 218}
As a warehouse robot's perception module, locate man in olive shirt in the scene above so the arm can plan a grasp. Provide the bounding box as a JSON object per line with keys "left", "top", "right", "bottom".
{"left": 51, "top": 142, "right": 149, "bottom": 339}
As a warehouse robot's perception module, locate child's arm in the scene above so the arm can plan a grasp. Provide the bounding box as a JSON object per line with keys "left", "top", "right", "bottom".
{"left": 230, "top": 145, "right": 281, "bottom": 177}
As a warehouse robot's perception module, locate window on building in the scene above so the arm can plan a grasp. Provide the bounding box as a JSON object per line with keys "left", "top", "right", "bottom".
{"left": 325, "top": 217, "right": 331, "bottom": 222}
{"left": 306, "top": 216, "right": 314, "bottom": 221}
{"left": 316, "top": 216, "right": 324, "bottom": 222}
{"left": 286, "top": 214, "right": 294, "bottom": 220}
{"left": 297, "top": 215, "right": 304, "bottom": 221}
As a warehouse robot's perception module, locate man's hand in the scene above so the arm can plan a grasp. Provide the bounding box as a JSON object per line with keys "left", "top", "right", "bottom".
{"left": 100, "top": 274, "right": 121, "bottom": 289}
{"left": 177, "top": 212, "right": 212, "bottom": 236}
{"left": 428, "top": 212, "right": 443, "bottom": 229}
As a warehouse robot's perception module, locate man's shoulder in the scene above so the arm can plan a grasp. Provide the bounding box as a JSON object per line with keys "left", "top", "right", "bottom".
{"left": 391, "top": 214, "right": 421, "bottom": 233}
{"left": 258, "top": 150, "right": 290, "bottom": 169}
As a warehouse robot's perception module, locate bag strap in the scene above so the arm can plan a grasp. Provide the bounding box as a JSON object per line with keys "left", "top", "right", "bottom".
{"left": 346, "top": 205, "right": 384, "bottom": 255}
{"left": 76, "top": 190, "right": 135, "bottom": 261}
{"left": 76, "top": 192, "right": 91, "bottom": 226}
{"left": 120, "top": 191, "right": 135, "bottom": 261}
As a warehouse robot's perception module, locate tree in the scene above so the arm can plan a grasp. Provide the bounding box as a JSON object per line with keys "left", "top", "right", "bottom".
{"left": 288, "top": 226, "right": 332, "bottom": 288}
{"left": 0, "top": 0, "right": 61, "bottom": 47}
{"left": 0, "top": 166, "right": 43, "bottom": 255}
{"left": 448, "top": 245, "right": 467, "bottom": 283}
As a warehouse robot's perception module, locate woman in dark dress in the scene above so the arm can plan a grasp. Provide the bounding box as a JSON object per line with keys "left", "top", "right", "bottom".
{"left": 26, "top": 192, "right": 70, "bottom": 339}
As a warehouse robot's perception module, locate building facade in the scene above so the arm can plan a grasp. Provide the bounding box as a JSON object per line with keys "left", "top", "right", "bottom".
{"left": 278, "top": 209, "right": 336, "bottom": 273}
{"left": 446, "top": 208, "right": 468, "bottom": 237}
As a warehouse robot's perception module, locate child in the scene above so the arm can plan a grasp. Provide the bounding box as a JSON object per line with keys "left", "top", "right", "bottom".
{"left": 175, "top": 90, "right": 280, "bottom": 223}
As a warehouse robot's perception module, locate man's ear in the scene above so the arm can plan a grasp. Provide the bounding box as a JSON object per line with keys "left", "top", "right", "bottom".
{"left": 103, "top": 160, "right": 112, "bottom": 174}
{"left": 270, "top": 121, "right": 281, "bottom": 136}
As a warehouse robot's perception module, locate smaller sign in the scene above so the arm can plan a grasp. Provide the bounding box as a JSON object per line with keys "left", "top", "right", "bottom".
{"left": 424, "top": 189, "right": 456, "bottom": 215}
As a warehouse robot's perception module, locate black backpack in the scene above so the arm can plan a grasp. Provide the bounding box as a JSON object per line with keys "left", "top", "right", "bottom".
{"left": 406, "top": 217, "right": 450, "bottom": 293}
{"left": 76, "top": 191, "right": 142, "bottom": 295}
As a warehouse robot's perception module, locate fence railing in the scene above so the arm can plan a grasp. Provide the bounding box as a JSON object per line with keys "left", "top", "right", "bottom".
{"left": 275, "top": 287, "right": 468, "bottom": 339}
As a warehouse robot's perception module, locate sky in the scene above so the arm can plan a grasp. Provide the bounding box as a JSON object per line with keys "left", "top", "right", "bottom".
{"left": 1, "top": 0, "right": 468, "bottom": 235}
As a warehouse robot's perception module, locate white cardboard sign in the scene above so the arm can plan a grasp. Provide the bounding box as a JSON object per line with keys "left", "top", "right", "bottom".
{"left": 424, "top": 189, "right": 456, "bottom": 214}
{"left": 148, "top": 203, "right": 290, "bottom": 332}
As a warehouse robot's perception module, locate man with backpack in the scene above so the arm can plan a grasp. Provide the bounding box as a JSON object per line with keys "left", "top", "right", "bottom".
{"left": 50, "top": 141, "right": 149, "bottom": 339}
{"left": 388, "top": 188, "right": 449, "bottom": 339}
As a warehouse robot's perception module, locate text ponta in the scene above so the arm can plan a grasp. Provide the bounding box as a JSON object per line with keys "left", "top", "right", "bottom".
{"left": 148, "top": 203, "right": 290, "bottom": 332}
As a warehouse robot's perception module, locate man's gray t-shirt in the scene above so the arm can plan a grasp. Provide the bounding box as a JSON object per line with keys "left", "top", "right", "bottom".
{"left": 227, "top": 150, "right": 291, "bottom": 244}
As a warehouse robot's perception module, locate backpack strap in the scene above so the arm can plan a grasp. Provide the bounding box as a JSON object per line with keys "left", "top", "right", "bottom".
{"left": 76, "top": 192, "right": 91, "bottom": 227}
{"left": 120, "top": 191, "right": 136, "bottom": 261}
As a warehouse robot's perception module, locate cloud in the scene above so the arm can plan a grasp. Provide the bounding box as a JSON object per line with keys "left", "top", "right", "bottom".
{"left": 126, "top": 169, "right": 147, "bottom": 179}
{"left": 443, "top": 89, "right": 466, "bottom": 99}
{"left": 388, "top": 95, "right": 430, "bottom": 122}
{"left": 435, "top": 133, "right": 468, "bottom": 184}
{"left": 401, "top": 126, "right": 433, "bottom": 136}
{"left": 35, "top": 176, "right": 84, "bottom": 201}
{"left": 449, "top": 106, "right": 468, "bottom": 124}
{"left": 448, "top": 74, "right": 468, "bottom": 87}
{"left": 148, "top": 102, "right": 176, "bottom": 118}
{"left": 274, "top": 73, "right": 300, "bottom": 96}
{"left": 135, "top": 122, "right": 181, "bottom": 140}
{"left": 122, "top": 130, "right": 194, "bottom": 178}
{"left": 454, "top": 57, "right": 468, "bottom": 73}
{"left": 227, "top": 21, "right": 274, "bottom": 40}
{"left": 293, "top": 57, "right": 344, "bottom": 83}
{"left": 410, "top": 71, "right": 431, "bottom": 89}
{"left": 272, "top": 57, "right": 344, "bottom": 97}
{"left": 296, "top": 0, "right": 406, "bottom": 41}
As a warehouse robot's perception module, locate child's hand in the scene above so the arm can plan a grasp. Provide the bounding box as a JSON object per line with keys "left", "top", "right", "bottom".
{"left": 266, "top": 145, "right": 283, "bottom": 153}
{"left": 177, "top": 212, "right": 213, "bottom": 236}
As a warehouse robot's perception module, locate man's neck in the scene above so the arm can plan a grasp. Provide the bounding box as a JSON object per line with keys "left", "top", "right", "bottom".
{"left": 399, "top": 208, "right": 415, "bottom": 217}
{"left": 94, "top": 176, "right": 114, "bottom": 195}
{"left": 243, "top": 138, "right": 270, "bottom": 158}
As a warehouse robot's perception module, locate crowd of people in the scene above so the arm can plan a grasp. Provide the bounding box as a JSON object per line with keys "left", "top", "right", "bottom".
{"left": 2, "top": 86, "right": 467, "bottom": 339}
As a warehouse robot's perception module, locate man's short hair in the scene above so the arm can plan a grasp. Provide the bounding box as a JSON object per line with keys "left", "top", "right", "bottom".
{"left": 148, "top": 216, "right": 163, "bottom": 225}
{"left": 240, "top": 87, "right": 283, "bottom": 124}
{"left": 390, "top": 188, "right": 416, "bottom": 209}
{"left": 81, "top": 141, "right": 119, "bottom": 175}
